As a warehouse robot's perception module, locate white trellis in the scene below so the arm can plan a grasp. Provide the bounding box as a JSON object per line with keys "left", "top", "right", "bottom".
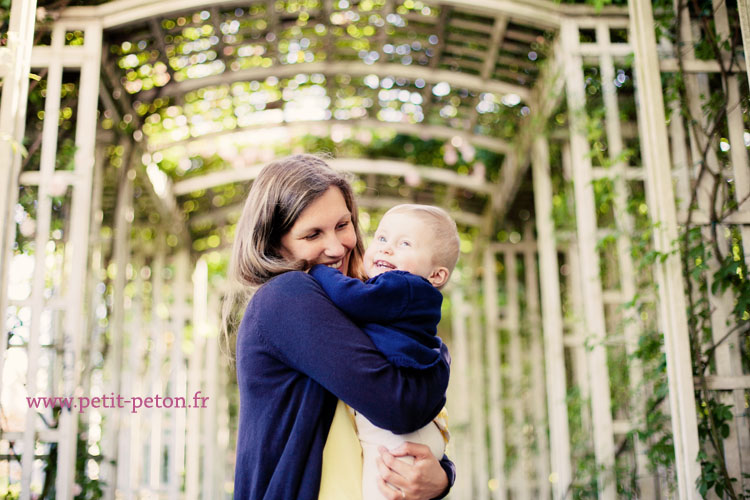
{"left": 1, "top": 0, "right": 749, "bottom": 498}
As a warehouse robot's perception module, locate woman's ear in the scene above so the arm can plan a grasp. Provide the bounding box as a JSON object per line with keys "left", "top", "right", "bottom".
{"left": 427, "top": 267, "right": 450, "bottom": 288}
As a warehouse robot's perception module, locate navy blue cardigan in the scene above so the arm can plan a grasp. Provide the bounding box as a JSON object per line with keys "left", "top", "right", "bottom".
{"left": 309, "top": 266, "right": 444, "bottom": 369}
{"left": 233, "top": 271, "right": 454, "bottom": 499}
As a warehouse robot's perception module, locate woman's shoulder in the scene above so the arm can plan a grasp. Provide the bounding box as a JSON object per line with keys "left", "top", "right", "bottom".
{"left": 241, "top": 272, "right": 322, "bottom": 333}
{"left": 248, "top": 271, "right": 323, "bottom": 309}
{"left": 261, "top": 270, "right": 317, "bottom": 292}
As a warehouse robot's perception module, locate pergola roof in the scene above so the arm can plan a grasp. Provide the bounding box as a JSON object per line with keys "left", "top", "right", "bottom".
{"left": 30, "top": 0, "right": 629, "bottom": 249}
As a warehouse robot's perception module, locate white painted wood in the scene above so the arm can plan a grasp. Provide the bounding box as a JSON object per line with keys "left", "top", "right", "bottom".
{"left": 561, "top": 20, "right": 617, "bottom": 498}
{"left": 202, "top": 293, "right": 221, "bottom": 499}
{"left": 104, "top": 153, "right": 134, "bottom": 500}
{"left": 522, "top": 224, "right": 551, "bottom": 500}
{"left": 714, "top": 0, "right": 750, "bottom": 276}
{"left": 740, "top": 0, "right": 750, "bottom": 88}
{"left": 469, "top": 288, "right": 491, "bottom": 500}
{"left": 137, "top": 61, "right": 528, "bottom": 103}
{"left": 152, "top": 119, "right": 511, "bottom": 156}
{"left": 566, "top": 242, "right": 592, "bottom": 436}
{"left": 57, "top": 0, "right": 565, "bottom": 31}
{"left": 505, "top": 250, "right": 531, "bottom": 500}
{"left": 56, "top": 21, "right": 102, "bottom": 499}
{"left": 174, "top": 158, "right": 499, "bottom": 197}
{"left": 124, "top": 255, "right": 146, "bottom": 500}
{"left": 701, "top": 376, "right": 750, "bottom": 391}
{"left": 215, "top": 359, "right": 231, "bottom": 496}
{"left": 148, "top": 240, "right": 167, "bottom": 491}
{"left": 711, "top": 0, "right": 750, "bottom": 487}
{"left": 483, "top": 250, "right": 506, "bottom": 500}
{"left": 169, "top": 249, "right": 190, "bottom": 500}
{"left": 0, "top": 0, "right": 37, "bottom": 408}
{"left": 659, "top": 58, "right": 747, "bottom": 73}
{"left": 449, "top": 288, "right": 473, "bottom": 500}
{"left": 595, "top": 22, "right": 654, "bottom": 496}
{"left": 532, "top": 137, "right": 572, "bottom": 499}
{"left": 19, "top": 23, "right": 64, "bottom": 500}
{"left": 629, "top": 0, "right": 701, "bottom": 496}
{"left": 186, "top": 258, "right": 207, "bottom": 500}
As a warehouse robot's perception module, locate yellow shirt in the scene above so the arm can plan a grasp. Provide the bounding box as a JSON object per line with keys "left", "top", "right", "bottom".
{"left": 318, "top": 400, "right": 363, "bottom": 500}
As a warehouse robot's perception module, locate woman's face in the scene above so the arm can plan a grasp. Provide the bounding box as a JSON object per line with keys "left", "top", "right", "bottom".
{"left": 280, "top": 186, "right": 356, "bottom": 274}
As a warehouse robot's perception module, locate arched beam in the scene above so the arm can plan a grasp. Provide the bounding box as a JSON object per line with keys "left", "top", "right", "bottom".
{"left": 135, "top": 61, "right": 530, "bottom": 103}
{"left": 149, "top": 119, "right": 512, "bottom": 155}
{"left": 189, "top": 195, "right": 483, "bottom": 230}
{"left": 173, "top": 158, "right": 497, "bottom": 196}
{"left": 58, "top": 0, "right": 628, "bottom": 31}
{"left": 60, "top": 0, "right": 567, "bottom": 30}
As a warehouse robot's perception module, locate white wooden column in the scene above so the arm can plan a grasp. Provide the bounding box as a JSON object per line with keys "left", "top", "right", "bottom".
{"left": 169, "top": 249, "right": 190, "bottom": 500}
{"left": 202, "top": 293, "right": 221, "bottom": 499}
{"left": 674, "top": 0, "right": 749, "bottom": 493}
{"left": 561, "top": 19, "right": 616, "bottom": 499}
{"left": 714, "top": 1, "right": 750, "bottom": 481}
{"left": 714, "top": 0, "right": 750, "bottom": 266}
{"left": 532, "top": 137, "right": 572, "bottom": 499}
{"left": 216, "top": 355, "right": 231, "bottom": 495}
{"left": 18, "top": 22, "right": 64, "bottom": 500}
{"left": 629, "top": 0, "right": 701, "bottom": 496}
{"left": 449, "top": 287, "right": 472, "bottom": 500}
{"left": 186, "top": 258, "right": 207, "bottom": 500}
{"left": 148, "top": 240, "right": 167, "bottom": 491}
{"left": 595, "top": 22, "right": 654, "bottom": 496}
{"left": 123, "top": 255, "right": 146, "bottom": 500}
{"left": 0, "top": 2, "right": 37, "bottom": 392}
{"left": 504, "top": 249, "right": 531, "bottom": 500}
{"left": 739, "top": 0, "right": 750, "bottom": 89}
{"left": 57, "top": 20, "right": 102, "bottom": 499}
{"left": 482, "top": 249, "right": 506, "bottom": 500}
{"left": 561, "top": 144, "right": 592, "bottom": 434}
{"left": 522, "top": 224, "right": 551, "bottom": 500}
{"left": 469, "top": 286, "right": 490, "bottom": 500}
{"left": 103, "top": 149, "right": 134, "bottom": 500}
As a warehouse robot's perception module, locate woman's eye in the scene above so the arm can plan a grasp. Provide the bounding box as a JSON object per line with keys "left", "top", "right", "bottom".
{"left": 336, "top": 221, "right": 349, "bottom": 230}
{"left": 304, "top": 232, "right": 319, "bottom": 240}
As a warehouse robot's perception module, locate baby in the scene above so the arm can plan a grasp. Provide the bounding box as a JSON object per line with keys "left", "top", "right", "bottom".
{"left": 310, "top": 203, "right": 459, "bottom": 500}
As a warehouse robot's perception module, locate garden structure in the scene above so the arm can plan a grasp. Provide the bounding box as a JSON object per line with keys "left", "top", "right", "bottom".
{"left": 1, "top": 0, "right": 749, "bottom": 498}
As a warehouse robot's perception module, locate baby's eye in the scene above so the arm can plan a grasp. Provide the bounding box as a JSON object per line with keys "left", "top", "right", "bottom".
{"left": 377, "top": 235, "right": 386, "bottom": 242}
{"left": 400, "top": 241, "right": 411, "bottom": 247}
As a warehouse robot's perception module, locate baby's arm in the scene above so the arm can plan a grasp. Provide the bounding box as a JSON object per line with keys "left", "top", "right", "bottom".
{"left": 309, "top": 265, "right": 411, "bottom": 323}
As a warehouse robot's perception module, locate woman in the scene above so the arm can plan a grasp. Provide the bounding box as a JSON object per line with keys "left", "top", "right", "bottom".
{"left": 224, "top": 154, "right": 454, "bottom": 499}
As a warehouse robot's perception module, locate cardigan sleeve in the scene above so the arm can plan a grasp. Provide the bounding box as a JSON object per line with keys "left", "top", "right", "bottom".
{"left": 308, "top": 265, "right": 410, "bottom": 323}
{"left": 435, "top": 455, "right": 456, "bottom": 499}
{"left": 248, "top": 271, "right": 449, "bottom": 434}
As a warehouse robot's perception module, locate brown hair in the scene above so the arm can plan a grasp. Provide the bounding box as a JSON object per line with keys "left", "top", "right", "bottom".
{"left": 221, "top": 154, "right": 366, "bottom": 357}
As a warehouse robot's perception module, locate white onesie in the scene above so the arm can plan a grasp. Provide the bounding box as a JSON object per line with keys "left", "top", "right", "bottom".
{"left": 355, "top": 409, "right": 449, "bottom": 500}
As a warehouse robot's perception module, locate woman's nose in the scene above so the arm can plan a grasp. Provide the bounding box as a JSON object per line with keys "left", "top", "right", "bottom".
{"left": 324, "top": 233, "right": 346, "bottom": 257}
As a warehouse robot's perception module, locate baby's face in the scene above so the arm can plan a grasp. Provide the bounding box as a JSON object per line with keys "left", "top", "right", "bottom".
{"left": 364, "top": 212, "right": 438, "bottom": 282}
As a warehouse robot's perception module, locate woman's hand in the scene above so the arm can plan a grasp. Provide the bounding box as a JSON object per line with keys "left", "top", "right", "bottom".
{"left": 375, "top": 443, "right": 449, "bottom": 500}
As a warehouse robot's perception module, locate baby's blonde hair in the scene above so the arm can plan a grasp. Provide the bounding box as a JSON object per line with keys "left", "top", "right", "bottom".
{"left": 383, "top": 204, "right": 460, "bottom": 275}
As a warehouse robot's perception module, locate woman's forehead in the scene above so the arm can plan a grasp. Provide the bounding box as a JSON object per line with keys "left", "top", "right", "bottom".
{"left": 293, "top": 187, "right": 351, "bottom": 229}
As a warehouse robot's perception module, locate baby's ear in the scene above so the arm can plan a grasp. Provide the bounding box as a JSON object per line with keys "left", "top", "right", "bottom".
{"left": 428, "top": 267, "right": 450, "bottom": 288}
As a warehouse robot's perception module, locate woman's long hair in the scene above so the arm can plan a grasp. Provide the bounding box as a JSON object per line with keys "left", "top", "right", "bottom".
{"left": 220, "top": 154, "right": 366, "bottom": 360}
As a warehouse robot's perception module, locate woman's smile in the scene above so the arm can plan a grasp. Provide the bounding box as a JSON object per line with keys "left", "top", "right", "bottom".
{"left": 280, "top": 186, "right": 356, "bottom": 274}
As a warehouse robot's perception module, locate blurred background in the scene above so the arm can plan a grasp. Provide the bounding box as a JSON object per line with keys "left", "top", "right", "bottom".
{"left": 1, "top": 0, "right": 749, "bottom": 498}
